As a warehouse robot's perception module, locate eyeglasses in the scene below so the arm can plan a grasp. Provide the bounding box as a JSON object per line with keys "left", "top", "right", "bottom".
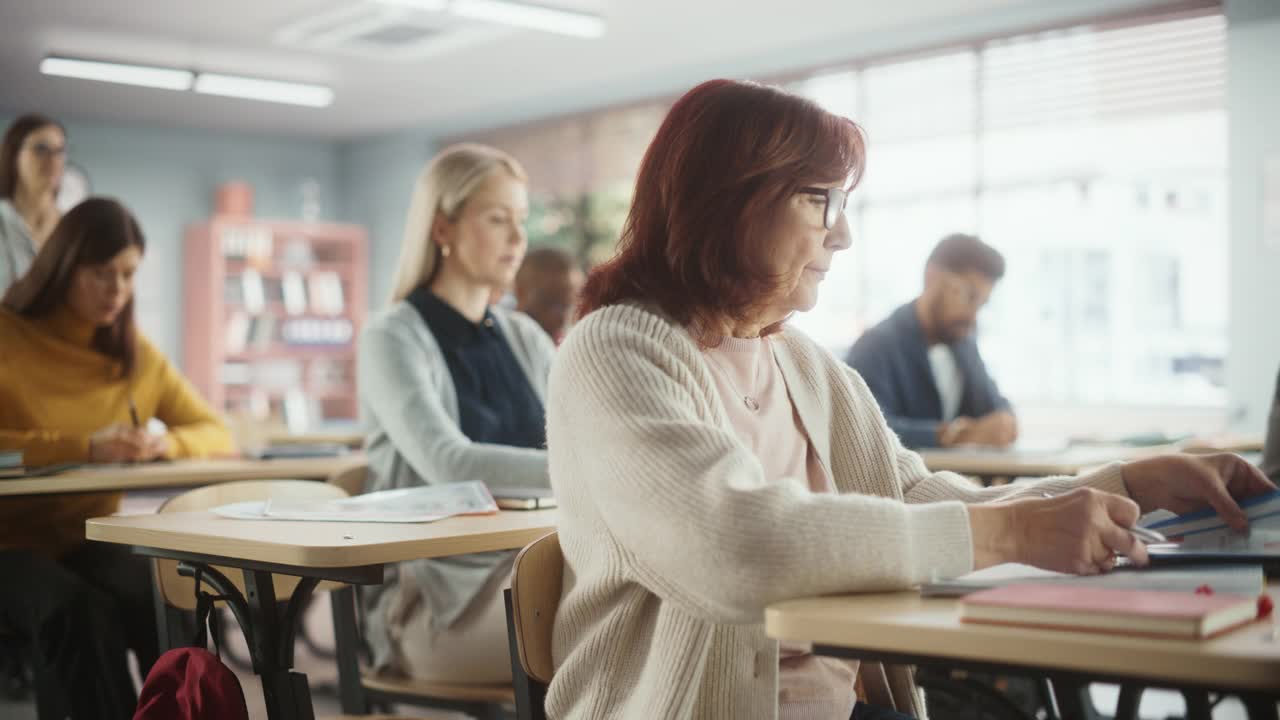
{"left": 796, "top": 186, "right": 849, "bottom": 230}
{"left": 23, "top": 141, "right": 67, "bottom": 159}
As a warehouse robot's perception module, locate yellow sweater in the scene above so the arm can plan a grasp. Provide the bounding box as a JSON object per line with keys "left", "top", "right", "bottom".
{"left": 0, "top": 306, "right": 235, "bottom": 556}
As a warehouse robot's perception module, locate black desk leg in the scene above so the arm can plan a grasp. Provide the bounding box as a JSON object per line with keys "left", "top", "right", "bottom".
{"left": 1046, "top": 676, "right": 1092, "bottom": 720}
{"left": 1242, "top": 693, "right": 1280, "bottom": 720}
{"left": 242, "top": 569, "right": 316, "bottom": 720}
{"left": 1114, "top": 685, "right": 1143, "bottom": 720}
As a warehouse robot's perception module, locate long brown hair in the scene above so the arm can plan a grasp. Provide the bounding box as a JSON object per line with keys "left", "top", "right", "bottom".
{"left": 578, "top": 79, "right": 866, "bottom": 340}
{"left": 2, "top": 197, "right": 146, "bottom": 377}
{"left": 0, "top": 113, "right": 64, "bottom": 199}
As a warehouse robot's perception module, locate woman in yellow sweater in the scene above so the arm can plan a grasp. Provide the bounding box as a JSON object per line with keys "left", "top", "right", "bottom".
{"left": 0, "top": 196, "right": 234, "bottom": 720}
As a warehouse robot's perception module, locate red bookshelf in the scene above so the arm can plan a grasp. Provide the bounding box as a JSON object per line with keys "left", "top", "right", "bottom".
{"left": 183, "top": 216, "right": 368, "bottom": 429}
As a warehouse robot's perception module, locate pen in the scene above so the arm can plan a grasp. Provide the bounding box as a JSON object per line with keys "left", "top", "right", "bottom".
{"left": 1040, "top": 491, "right": 1167, "bottom": 545}
{"left": 128, "top": 398, "right": 141, "bottom": 429}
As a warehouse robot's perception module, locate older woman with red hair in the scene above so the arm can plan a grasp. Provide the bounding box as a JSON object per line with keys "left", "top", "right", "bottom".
{"left": 544, "top": 79, "right": 1274, "bottom": 720}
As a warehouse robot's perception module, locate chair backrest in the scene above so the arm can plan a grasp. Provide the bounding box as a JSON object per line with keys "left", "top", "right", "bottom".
{"left": 509, "top": 531, "right": 562, "bottom": 684}
{"left": 153, "top": 480, "right": 348, "bottom": 611}
{"left": 326, "top": 462, "right": 368, "bottom": 496}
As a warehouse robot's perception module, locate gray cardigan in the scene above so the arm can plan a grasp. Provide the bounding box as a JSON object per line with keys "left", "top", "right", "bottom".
{"left": 0, "top": 200, "right": 36, "bottom": 294}
{"left": 357, "top": 300, "right": 554, "bottom": 670}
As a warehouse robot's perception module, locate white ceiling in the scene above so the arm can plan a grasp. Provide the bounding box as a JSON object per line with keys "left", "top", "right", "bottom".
{"left": 0, "top": 0, "right": 1184, "bottom": 139}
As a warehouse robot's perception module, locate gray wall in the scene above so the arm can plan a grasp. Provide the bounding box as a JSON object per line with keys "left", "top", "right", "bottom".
{"left": 1225, "top": 0, "right": 1280, "bottom": 430}
{"left": 0, "top": 111, "right": 342, "bottom": 363}
{"left": 336, "top": 129, "right": 434, "bottom": 310}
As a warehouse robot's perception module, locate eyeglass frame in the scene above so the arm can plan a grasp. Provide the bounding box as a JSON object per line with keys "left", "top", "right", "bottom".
{"left": 796, "top": 186, "right": 850, "bottom": 230}
{"left": 22, "top": 140, "right": 68, "bottom": 160}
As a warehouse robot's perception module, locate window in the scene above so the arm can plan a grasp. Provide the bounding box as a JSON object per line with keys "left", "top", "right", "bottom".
{"left": 787, "top": 10, "right": 1227, "bottom": 407}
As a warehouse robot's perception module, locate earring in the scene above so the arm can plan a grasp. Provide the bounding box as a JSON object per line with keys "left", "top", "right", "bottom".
{"left": 440, "top": 245, "right": 451, "bottom": 258}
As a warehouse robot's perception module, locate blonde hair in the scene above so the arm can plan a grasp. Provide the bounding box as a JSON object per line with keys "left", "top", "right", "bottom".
{"left": 389, "top": 143, "right": 528, "bottom": 303}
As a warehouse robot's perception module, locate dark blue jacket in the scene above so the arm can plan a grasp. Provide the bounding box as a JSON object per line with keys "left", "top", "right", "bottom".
{"left": 845, "top": 301, "right": 1011, "bottom": 449}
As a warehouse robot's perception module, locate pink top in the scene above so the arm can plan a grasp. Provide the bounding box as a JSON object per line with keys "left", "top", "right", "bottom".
{"left": 702, "top": 335, "right": 858, "bottom": 720}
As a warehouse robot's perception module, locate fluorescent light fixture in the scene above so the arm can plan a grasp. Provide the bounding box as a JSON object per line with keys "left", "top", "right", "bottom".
{"left": 40, "top": 56, "right": 193, "bottom": 91}
{"left": 194, "top": 73, "right": 334, "bottom": 108}
{"left": 451, "top": 0, "right": 605, "bottom": 38}
{"left": 373, "top": 0, "right": 449, "bottom": 9}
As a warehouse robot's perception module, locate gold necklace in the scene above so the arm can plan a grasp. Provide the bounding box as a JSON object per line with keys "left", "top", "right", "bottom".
{"left": 704, "top": 342, "right": 766, "bottom": 412}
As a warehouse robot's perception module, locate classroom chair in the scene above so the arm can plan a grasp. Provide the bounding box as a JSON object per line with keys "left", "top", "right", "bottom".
{"left": 326, "top": 462, "right": 368, "bottom": 497}
{"left": 503, "top": 531, "right": 561, "bottom": 720}
{"left": 150, "top": 479, "right": 349, "bottom": 652}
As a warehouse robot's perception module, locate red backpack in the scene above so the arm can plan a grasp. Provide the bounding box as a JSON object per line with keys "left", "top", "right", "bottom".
{"left": 132, "top": 647, "right": 249, "bottom": 720}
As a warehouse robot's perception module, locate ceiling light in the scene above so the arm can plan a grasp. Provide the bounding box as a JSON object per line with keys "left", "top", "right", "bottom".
{"left": 194, "top": 73, "right": 334, "bottom": 108}
{"left": 40, "top": 56, "right": 193, "bottom": 91}
{"left": 373, "top": 0, "right": 449, "bottom": 9}
{"left": 450, "top": 0, "right": 605, "bottom": 38}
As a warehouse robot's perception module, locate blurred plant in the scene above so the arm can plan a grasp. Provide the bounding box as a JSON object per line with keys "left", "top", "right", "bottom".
{"left": 527, "top": 185, "right": 631, "bottom": 268}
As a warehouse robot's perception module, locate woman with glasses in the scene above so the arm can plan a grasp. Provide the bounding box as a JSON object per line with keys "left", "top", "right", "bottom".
{"left": 544, "top": 79, "right": 1276, "bottom": 720}
{"left": 0, "top": 113, "right": 67, "bottom": 292}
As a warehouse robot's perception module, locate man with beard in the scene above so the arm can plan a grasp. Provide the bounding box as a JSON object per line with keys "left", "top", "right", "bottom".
{"left": 846, "top": 233, "right": 1016, "bottom": 449}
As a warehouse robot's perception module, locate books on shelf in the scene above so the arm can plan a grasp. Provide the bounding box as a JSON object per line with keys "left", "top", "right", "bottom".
{"left": 220, "top": 225, "right": 273, "bottom": 262}
{"left": 225, "top": 311, "right": 250, "bottom": 355}
{"left": 960, "top": 584, "right": 1260, "bottom": 639}
{"left": 240, "top": 269, "right": 265, "bottom": 314}
{"left": 281, "top": 318, "right": 353, "bottom": 345}
{"left": 211, "top": 481, "right": 499, "bottom": 523}
{"left": 308, "top": 271, "right": 345, "bottom": 315}
{"left": 282, "top": 271, "right": 307, "bottom": 315}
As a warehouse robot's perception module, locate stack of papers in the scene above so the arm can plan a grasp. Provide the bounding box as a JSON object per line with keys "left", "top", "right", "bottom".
{"left": 212, "top": 481, "right": 498, "bottom": 523}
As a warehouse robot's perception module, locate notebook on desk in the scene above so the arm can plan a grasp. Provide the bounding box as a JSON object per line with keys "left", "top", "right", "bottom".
{"left": 960, "top": 584, "right": 1261, "bottom": 640}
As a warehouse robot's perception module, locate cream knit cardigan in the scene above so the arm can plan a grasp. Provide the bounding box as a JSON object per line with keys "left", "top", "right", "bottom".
{"left": 545, "top": 303, "right": 1128, "bottom": 719}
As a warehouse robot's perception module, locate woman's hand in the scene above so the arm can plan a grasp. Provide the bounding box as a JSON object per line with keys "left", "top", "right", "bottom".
{"left": 968, "top": 488, "right": 1148, "bottom": 574}
{"left": 1122, "top": 453, "right": 1277, "bottom": 530}
{"left": 89, "top": 425, "right": 168, "bottom": 463}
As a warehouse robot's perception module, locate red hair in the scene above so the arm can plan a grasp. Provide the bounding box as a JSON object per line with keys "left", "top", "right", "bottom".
{"left": 579, "top": 79, "right": 866, "bottom": 340}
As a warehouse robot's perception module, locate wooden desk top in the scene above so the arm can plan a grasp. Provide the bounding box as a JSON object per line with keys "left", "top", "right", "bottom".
{"left": 1181, "top": 432, "right": 1266, "bottom": 455}
{"left": 917, "top": 444, "right": 1175, "bottom": 478}
{"left": 765, "top": 584, "right": 1280, "bottom": 691}
{"left": 86, "top": 509, "right": 557, "bottom": 568}
{"left": 0, "top": 455, "right": 367, "bottom": 497}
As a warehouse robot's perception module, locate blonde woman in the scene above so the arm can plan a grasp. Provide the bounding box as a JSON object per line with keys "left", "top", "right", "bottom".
{"left": 358, "top": 143, "right": 554, "bottom": 684}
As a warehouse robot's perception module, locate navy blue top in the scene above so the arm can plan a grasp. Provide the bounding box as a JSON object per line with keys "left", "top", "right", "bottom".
{"left": 406, "top": 287, "right": 546, "bottom": 450}
{"left": 845, "top": 301, "right": 1011, "bottom": 449}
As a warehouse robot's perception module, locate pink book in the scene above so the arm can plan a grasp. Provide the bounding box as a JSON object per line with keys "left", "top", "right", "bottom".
{"left": 960, "top": 584, "right": 1259, "bottom": 640}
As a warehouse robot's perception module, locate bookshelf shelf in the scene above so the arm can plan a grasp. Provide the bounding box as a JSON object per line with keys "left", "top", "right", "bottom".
{"left": 184, "top": 215, "right": 368, "bottom": 428}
